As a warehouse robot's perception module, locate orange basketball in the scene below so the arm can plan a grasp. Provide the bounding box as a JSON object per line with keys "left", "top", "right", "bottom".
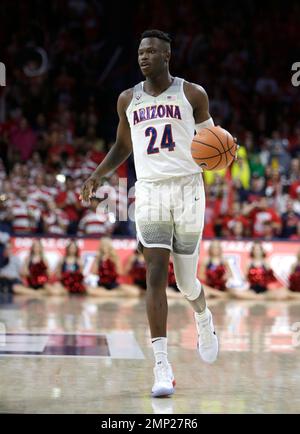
{"left": 191, "top": 126, "right": 237, "bottom": 171}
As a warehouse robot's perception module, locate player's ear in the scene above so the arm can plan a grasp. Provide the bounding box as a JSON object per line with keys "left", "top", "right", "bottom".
{"left": 165, "top": 49, "right": 171, "bottom": 63}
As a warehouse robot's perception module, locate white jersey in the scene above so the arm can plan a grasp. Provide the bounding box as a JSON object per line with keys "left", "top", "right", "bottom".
{"left": 126, "top": 77, "right": 201, "bottom": 181}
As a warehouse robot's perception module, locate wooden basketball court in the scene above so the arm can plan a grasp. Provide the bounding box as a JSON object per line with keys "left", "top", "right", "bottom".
{"left": 0, "top": 294, "right": 299, "bottom": 414}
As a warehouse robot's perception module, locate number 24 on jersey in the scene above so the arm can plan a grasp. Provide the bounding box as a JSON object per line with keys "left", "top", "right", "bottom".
{"left": 146, "top": 124, "right": 176, "bottom": 154}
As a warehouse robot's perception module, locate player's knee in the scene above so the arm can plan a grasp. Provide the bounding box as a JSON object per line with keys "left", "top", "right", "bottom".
{"left": 147, "top": 260, "right": 168, "bottom": 290}
{"left": 176, "top": 278, "right": 202, "bottom": 301}
{"left": 148, "top": 266, "right": 168, "bottom": 290}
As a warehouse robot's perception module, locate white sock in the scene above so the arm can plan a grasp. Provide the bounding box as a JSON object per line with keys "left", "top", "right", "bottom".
{"left": 151, "top": 337, "right": 168, "bottom": 365}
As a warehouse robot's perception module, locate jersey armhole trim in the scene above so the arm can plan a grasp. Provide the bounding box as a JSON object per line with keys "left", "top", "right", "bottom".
{"left": 181, "top": 79, "right": 195, "bottom": 114}
{"left": 125, "top": 83, "right": 142, "bottom": 118}
{"left": 125, "top": 92, "right": 134, "bottom": 118}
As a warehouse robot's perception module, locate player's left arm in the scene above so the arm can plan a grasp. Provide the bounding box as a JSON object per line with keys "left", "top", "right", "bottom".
{"left": 183, "top": 81, "right": 213, "bottom": 126}
{"left": 184, "top": 81, "right": 239, "bottom": 157}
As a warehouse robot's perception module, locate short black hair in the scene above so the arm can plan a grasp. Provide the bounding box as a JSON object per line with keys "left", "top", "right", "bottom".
{"left": 140, "top": 29, "right": 171, "bottom": 44}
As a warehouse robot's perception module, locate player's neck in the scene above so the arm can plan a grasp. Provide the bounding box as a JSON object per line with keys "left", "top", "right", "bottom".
{"left": 144, "top": 71, "right": 173, "bottom": 96}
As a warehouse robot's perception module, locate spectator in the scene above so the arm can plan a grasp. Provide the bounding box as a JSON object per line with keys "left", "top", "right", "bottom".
{"left": 41, "top": 200, "right": 69, "bottom": 235}
{"left": 0, "top": 196, "right": 12, "bottom": 232}
{"left": 288, "top": 127, "right": 300, "bottom": 158}
{"left": 47, "top": 240, "right": 86, "bottom": 296}
{"left": 286, "top": 158, "right": 300, "bottom": 184}
{"left": 19, "top": 240, "right": 50, "bottom": 295}
{"left": 78, "top": 197, "right": 115, "bottom": 236}
{"left": 293, "top": 187, "right": 300, "bottom": 214}
{"left": 56, "top": 176, "right": 82, "bottom": 234}
{"left": 89, "top": 238, "right": 134, "bottom": 296}
{"left": 28, "top": 173, "right": 53, "bottom": 205}
{"left": 246, "top": 242, "right": 286, "bottom": 297}
{"left": 268, "top": 141, "right": 291, "bottom": 176}
{"left": 246, "top": 197, "right": 281, "bottom": 238}
{"left": 281, "top": 199, "right": 300, "bottom": 238}
{"left": 289, "top": 179, "right": 300, "bottom": 199}
{"left": 290, "top": 221, "right": 300, "bottom": 240}
{"left": 229, "top": 220, "right": 246, "bottom": 240}
{"left": 246, "top": 174, "right": 265, "bottom": 203}
{"left": 255, "top": 69, "right": 279, "bottom": 97}
{"left": 198, "top": 241, "right": 231, "bottom": 298}
{"left": 122, "top": 249, "right": 147, "bottom": 296}
{"left": 10, "top": 188, "right": 41, "bottom": 234}
{"left": 0, "top": 228, "right": 10, "bottom": 268}
{"left": 9, "top": 118, "right": 37, "bottom": 161}
{"left": 231, "top": 146, "right": 251, "bottom": 190}
{"left": 221, "top": 201, "right": 250, "bottom": 238}
{"left": 0, "top": 240, "right": 26, "bottom": 294}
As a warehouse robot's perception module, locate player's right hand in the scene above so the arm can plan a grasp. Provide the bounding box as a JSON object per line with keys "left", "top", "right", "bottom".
{"left": 79, "top": 176, "right": 101, "bottom": 203}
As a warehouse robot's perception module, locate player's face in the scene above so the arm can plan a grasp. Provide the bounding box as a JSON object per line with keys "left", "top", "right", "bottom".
{"left": 138, "top": 38, "right": 169, "bottom": 77}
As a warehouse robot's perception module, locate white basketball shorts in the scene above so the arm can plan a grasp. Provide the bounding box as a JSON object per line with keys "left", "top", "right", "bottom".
{"left": 134, "top": 173, "right": 205, "bottom": 254}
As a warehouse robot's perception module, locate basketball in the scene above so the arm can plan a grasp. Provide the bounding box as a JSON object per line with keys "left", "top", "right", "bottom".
{"left": 191, "top": 126, "right": 237, "bottom": 171}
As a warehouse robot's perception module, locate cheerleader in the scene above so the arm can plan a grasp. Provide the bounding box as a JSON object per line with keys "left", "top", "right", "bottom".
{"left": 198, "top": 241, "right": 231, "bottom": 299}
{"left": 241, "top": 242, "right": 288, "bottom": 300}
{"left": 89, "top": 237, "right": 135, "bottom": 297}
{"left": 288, "top": 250, "right": 300, "bottom": 298}
{"left": 123, "top": 249, "right": 147, "bottom": 295}
{"left": 48, "top": 240, "right": 86, "bottom": 296}
{"left": 17, "top": 240, "right": 49, "bottom": 295}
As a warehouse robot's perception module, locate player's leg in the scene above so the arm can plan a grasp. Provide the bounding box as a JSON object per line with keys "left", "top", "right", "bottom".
{"left": 135, "top": 179, "right": 175, "bottom": 397}
{"left": 143, "top": 246, "right": 170, "bottom": 337}
{"left": 172, "top": 174, "right": 218, "bottom": 363}
{"left": 142, "top": 245, "right": 175, "bottom": 397}
{"left": 172, "top": 249, "right": 218, "bottom": 363}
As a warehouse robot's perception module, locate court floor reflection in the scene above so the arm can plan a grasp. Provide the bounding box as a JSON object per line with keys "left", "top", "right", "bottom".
{"left": 0, "top": 294, "right": 299, "bottom": 413}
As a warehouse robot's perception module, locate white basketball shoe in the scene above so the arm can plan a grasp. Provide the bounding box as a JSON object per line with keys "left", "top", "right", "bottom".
{"left": 151, "top": 362, "right": 175, "bottom": 398}
{"left": 195, "top": 308, "right": 218, "bottom": 363}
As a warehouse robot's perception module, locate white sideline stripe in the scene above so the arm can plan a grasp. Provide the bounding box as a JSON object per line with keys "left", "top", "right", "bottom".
{"left": 0, "top": 331, "right": 145, "bottom": 359}
{"left": 0, "top": 335, "right": 48, "bottom": 352}
{"left": 107, "top": 331, "right": 145, "bottom": 360}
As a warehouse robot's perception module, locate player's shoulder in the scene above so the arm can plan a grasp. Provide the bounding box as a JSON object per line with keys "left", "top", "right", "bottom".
{"left": 119, "top": 87, "right": 134, "bottom": 101}
{"left": 183, "top": 80, "right": 208, "bottom": 100}
{"left": 182, "top": 80, "right": 209, "bottom": 110}
{"left": 117, "top": 88, "right": 134, "bottom": 113}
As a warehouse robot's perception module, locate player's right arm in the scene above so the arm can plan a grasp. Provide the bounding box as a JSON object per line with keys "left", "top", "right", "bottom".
{"left": 80, "top": 89, "right": 133, "bottom": 203}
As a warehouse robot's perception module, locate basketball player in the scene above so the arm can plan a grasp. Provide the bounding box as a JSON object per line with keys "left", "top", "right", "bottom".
{"left": 80, "top": 30, "right": 219, "bottom": 397}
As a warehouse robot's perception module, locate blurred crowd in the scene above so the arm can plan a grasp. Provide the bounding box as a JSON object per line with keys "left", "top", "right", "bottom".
{"left": 0, "top": 0, "right": 300, "bottom": 240}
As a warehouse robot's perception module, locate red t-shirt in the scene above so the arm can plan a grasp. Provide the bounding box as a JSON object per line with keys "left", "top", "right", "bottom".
{"left": 249, "top": 208, "right": 281, "bottom": 238}
{"left": 222, "top": 214, "right": 250, "bottom": 235}
{"left": 289, "top": 181, "right": 300, "bottom": 199}
{"left": 48, "top": 143, "right": 75, "bottom": 159}
{"left": 55, "top": 190, "right": 81, "bottom": 221}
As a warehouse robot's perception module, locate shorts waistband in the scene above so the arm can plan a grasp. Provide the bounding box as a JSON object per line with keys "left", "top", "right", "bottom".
{"left": 135, "top": 172, "right": 201, "bottom": 186}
